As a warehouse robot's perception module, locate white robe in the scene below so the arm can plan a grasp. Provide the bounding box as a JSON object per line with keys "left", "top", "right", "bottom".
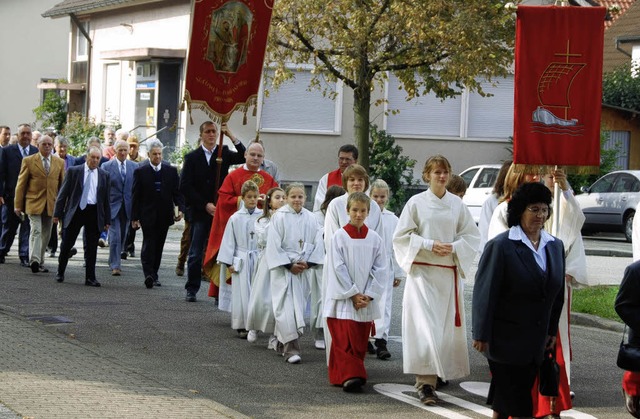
{"left": 312, "top": 172, "right": 330, "bottom": 212}
{"left": 374, "top": 209, "right": 406, "bottom": 340}
{"left": 216, "top": 207, "right": 262, "bottom": 330}
{"left": 323, "top": 226, "right": 386, "bottom": 322}
{"left": 266, "top": 205, "right": 324, "bottom": 344}
{"left": 309, "top": 210, "right": 326, "bottom": 334}
{"left": 478, "top": 193, "right": 499, "bottom": 254}
{"left": 487, "top": 189, "right": 587, "bottom": 383}
{"left": 246, "top": 216, "right": 275, "bottom": 333}
{"left": 393, "top": 190, "right": 479, "bottom": 379}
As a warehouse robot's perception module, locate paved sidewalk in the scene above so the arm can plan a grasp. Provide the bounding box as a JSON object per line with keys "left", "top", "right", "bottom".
{"left": 0, "top": 309, "right": 247, "bottom": 419}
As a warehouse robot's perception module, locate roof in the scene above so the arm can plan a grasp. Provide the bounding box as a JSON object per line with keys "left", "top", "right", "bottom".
{"left": 597, "top": 0, "right": 636, "bottom": 28}
{"left": 42, "top": 0, "right": 161, "bottom": 18}
{"left": 602, "top": 0, "right": 640, "bottom": 72}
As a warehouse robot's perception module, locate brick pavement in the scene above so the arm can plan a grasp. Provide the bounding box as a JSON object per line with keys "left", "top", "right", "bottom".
{"left": 0, "top": 309, "right": 247, "bottom": 419}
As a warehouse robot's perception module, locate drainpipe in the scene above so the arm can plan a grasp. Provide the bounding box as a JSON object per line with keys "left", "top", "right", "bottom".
{"left": 70, "top": 13, "right": 92, "bottom": 117}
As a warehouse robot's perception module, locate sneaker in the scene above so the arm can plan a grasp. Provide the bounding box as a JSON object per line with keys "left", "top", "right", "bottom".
{"left": 175, "top": 265, "right": 185, "bottom": 276}
{"left": 267, "top": 335, "right": 278, "bottom": 350}
{"left": 375, "top": 338, "right": 391, "bottom": 360}
{"left": 98, "top": 238, "right": 107, "bottom": 248}
{"left": 314, "top": 339, "right": 326, "bottom": 350}
{"left": 286, "top": 354, "right": 301, "bottom": 364}
{"left": 247, "top": 330, "right": 258, "bottom": 343}
{"left": 237, "top": 329, "right": 249, "bottom": 339}
{"left": 367, "top": 341, "right": 376, "bottom": 355}
{"left": 417, "top": 385, "right": 438, "bottom": 406}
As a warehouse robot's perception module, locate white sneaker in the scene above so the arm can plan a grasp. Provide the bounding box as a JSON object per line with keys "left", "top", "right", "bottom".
{"left": 247, "top": 330, "right": 258, "bottom": 343}
{"left": 314, "top": 339, "right": 326, "bottom": 350}
{"left": 267, "top": 335, "right": 278, "bottom": 350}
{"left": 286, "top": 354, "right": 302, "bottom": 364}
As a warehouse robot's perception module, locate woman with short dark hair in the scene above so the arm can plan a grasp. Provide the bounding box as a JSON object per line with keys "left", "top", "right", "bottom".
{"left": 472, "top": 182, "right": 565, "bottom": 419}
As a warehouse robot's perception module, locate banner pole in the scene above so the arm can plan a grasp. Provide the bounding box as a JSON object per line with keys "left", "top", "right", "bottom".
{"left": 552, "top": 165, "right": 561, "bottom": 237}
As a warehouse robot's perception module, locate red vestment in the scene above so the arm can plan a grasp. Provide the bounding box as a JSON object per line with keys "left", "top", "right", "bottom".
{"left": 203, "top": 166, "right": 278, "bottom": 296}
{"left": 326, "top": 168, "right": 343, "bottom": 189}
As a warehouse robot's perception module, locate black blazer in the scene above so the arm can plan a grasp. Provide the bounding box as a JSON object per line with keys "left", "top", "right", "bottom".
{"left": 472, "top": 230, "right": 565, "bottom": 366}
{"left": 74, "top": 155, "right": 109, "bottom": 167}
{"left": 54, "top": 164, "right": 111, "bottom": 231}
{"left": 179, "top": 143, "right": 246, "bottom": 223}
{"left": 0, "top": 144, "right": 38, "bottom": 200}
{"left": 616, "top": 260, "right": 640, "bottom": 347}
{"left": 132, "top": 161, "right": 185, "bottom": 227}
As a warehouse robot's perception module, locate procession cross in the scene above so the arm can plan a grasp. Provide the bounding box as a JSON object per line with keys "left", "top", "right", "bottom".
{"left": 250, "top": 231, "right": 255, "bottom": 240}
{"left": 299, "top": 239, "right": 304, "bottom": 250}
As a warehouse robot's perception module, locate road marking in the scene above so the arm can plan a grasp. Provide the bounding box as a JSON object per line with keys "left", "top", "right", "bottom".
{"left": 375, "top": 382, "right": 598, "bottom": 419}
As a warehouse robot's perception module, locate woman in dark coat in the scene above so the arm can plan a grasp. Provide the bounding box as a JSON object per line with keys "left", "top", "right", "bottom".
{"left": 472, "top": 182, "right": 565, "bottom": 419}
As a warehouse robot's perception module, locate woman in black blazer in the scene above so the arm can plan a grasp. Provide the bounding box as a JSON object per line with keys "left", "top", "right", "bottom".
{"left": 472, "top": 182, "right": 565, "bottom": 419}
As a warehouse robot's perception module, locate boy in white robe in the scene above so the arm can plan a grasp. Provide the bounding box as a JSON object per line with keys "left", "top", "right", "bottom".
{"left": 369, "top": 179, "right": 405, "bottom": 360}
{"left": 393, "top": 155, "right": 479, "bottom": 406}
{"left": 324, "top": 192, "right": 386, "bottom": 392}
{"left": 217, "top": 180, "right": 262, "bottom": 338}
{"left": 266, "top": 183, "right": 324, "bottom": 364}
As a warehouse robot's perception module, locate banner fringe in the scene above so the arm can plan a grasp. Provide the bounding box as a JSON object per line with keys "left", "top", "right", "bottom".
{"left": 184, "top": 90, "right": 258, "bottom": 126}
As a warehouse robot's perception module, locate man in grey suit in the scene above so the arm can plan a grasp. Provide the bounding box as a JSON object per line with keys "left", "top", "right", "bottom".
{"left": 102, "top": 139, "right": 137, "bottom": 276}
{"left": 54, "top": 147, "right": 111, "bottom": 286}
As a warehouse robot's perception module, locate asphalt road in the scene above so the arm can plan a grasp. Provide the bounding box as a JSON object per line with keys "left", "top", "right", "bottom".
{"left": 0, "top": 228, "right": 633, "bottom": 418}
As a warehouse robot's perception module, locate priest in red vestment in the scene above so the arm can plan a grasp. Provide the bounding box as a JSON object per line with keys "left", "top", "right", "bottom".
{"left": 203, "top": 142, "right": 278, "bottom": 296}
{"left": 312, "top": 144, "right": 358, "bottom": 211}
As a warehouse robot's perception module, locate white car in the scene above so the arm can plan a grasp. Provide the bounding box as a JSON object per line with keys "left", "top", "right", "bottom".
{"left": 460, "top": 164, "right": 502, "bottom": 223}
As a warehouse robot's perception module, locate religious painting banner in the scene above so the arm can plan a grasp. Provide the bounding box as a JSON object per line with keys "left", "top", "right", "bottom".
{"left": 184, "top": 0, "right": 275, "bottom": 122}
{"left": 513, "top": 6, "right": 605, "bottom": 169}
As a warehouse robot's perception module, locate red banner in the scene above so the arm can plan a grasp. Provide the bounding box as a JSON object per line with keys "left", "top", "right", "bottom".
{"left": 513, "top": 6, "right": 605, "bottom": 168}
{"left": 184, "top": 0, "right": 274, "bottom": 122}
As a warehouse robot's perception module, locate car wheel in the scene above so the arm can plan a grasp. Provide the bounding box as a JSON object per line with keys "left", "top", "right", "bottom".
{"left": 625, "top": 211, "right": 634, "bottom": 243}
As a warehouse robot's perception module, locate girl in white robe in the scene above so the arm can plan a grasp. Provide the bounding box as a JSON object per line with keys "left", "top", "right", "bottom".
{"left": 266, "top": 183, "right": 324, "bottom": 364}
{"left": 369, "top": 179, "right": 405, "bottom": 360}
{"left": 393, "top": 155, "right": 479, "bottom": 406}
{"left": 486, "top": 167, "right": 587, "bottom": 417}
{"left": 245, "top": 187, "right": 285, "bottom": 346}
{"left": 324, "top": 192, "right": 386, "bottom": 392}
{"left": 217, "top": 181, "right": 262, "bottom": 337}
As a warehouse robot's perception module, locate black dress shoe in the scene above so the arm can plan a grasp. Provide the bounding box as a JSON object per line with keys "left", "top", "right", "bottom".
{"left": 85, "top": 278, "right": 101, "bottom": 287}
{"left": 69, "top": 247, "right": 78, "bottom": 257}
{"left": 144, "top": 275, "right": 154, "bottom": 289}
{"left": 342, "top": 378, "right": 365, "bottom": 393}
{"left": 30, "top": 261, "right": 40, "bottom": 273}
{"left": 153, "top": 279, "right": 161, "bottom": 287}
{"left": 186, "top": 291, "right": 197, "bottom": 302}
{"left": 120, "top": 252, "right": 128, "bottom": 260}
{"left": 0, "top": 255, "right": 5, "bottom": 263}
{"left": 39, "top": 266, "right": 49, "bottom": 273}
{"left": 624, "top": 389, "right": 640, "bottom": 418}
{"left": 55, "top": 273, "right": 64, "bottom": 283}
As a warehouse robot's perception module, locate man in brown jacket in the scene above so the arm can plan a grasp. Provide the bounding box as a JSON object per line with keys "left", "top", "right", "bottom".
{"left": 14, "top": 134, "right": 65, "bottom": 273}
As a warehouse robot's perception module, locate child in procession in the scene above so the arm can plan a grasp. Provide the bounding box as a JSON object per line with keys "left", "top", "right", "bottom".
{"left": 245, "top": 187, "right": 286, "bottom": 346}
{"left": 369, "top": 179, "right": 405, "bottom": 360}
{"left": 217, "top": 180, "right": 263, "bottom": 338}
{"left": 324, "top": 192, "right": 386, "bottom": 392}
{"left": 266, "top": 183, "right": 324, "bottom": 364}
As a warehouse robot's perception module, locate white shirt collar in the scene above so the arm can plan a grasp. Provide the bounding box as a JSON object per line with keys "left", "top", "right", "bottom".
{"left": 509, "top": 225, "right": 554, "bottom": 249}
{"left": 151, "top": 162, "right": 162, "bottom": 171}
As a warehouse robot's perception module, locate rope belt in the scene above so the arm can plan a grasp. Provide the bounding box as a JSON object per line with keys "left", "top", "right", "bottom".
{"left": 412, "top": 261, "right": 461, "bottom": 328}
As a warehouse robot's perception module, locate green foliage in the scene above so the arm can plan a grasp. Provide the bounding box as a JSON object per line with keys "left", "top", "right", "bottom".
{"left": 572, "top": 285, "right": 621, "bottom": 322}
{"left": 567, "top": 130, "right": 621, "bottom": 191}
{"left": 33, "top": 87, "right": 67, "bottom": 132}
{"left": 368, "top": 124, "right": 418, "bottom": 213}
{"left": 61, "top": 112, "right": 120, "bottom": 157}
{"left": 167, "top": 141, "right": 196, "bottom": 166}
{"left": 602, "top": 62, "right": 640, "bottom": 112}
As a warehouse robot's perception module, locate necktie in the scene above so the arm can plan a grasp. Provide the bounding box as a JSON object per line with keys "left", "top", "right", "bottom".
{"left": 22, "top": 147, "right": 28, "bottom": 158}
{"left": 120, "top": 161, "right": 126, "bottom": 184}
{"left": 43, "top": 158, "right": 50, "bottom": 175}
{"left": 80, "top": 170, "right": 92, "bottom": 210}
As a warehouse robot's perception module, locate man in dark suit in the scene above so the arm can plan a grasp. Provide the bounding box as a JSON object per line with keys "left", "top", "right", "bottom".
{"left": 179, "top": 121, "right": 245, "bottom": 302}
{"left": 132, "top": 139, "right": 184, "bottom": 289}
{"left": 0, "top": 123, "right": 38, "bottom": 265}
{"left": 102, "top": 139, "right": 137, "bottom": 276}
{"left": 54, "top": 146, "right": 111, "bottom": 286}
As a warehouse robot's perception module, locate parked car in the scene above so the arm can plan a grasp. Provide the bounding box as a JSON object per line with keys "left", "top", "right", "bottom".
{"left": 574, "top": 170, "right": 640, "bottom": 242}
{"left": 459, "top": 164, "right": 502, "bottom": 223}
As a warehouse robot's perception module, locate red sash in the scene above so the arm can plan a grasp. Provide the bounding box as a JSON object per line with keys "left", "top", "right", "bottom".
{"left": 412, "top": 261, "right": 461, "bottom": 327}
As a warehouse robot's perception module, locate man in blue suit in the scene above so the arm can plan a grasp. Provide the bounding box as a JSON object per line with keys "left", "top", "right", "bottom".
{"left": 102, "top": 139, "right": 137, "bottom": 276}
{"left": 0, "top": 123, "right": 38, "bottom": 265}
{"left": 54, "top": 147, "right": 111, "bottom": 286}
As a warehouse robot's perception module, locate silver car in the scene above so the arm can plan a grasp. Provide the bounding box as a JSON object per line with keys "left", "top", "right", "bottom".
{"left": 574, "top": 170, "right": 640, "bottom": 242}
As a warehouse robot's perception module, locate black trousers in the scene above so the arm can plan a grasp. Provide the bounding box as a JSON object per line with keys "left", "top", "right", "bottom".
{"left": 140, "top": 223, "right": 169, "bottom": 281}
{"left": 58, "top": 205, "right": 99, "bottom": 281}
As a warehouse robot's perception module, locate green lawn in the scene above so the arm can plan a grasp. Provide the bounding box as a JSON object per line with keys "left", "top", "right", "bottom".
{"left": 571, "top": 285, "right": 622, "bottom": 322}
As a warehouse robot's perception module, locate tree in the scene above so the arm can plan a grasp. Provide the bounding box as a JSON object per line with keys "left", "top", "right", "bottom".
{"left": 33, "top": 88, "right": 67, "bottom": 133}
{"left": 602, "top": 61, "right": 640, "bottom": 112}
{"left": 268, "top": 0, "right": 515, "bottom": 169}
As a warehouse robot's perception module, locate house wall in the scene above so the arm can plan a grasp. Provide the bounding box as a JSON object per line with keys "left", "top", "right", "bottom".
{"left": 601, "top": 107, "right": 640, "bottom": 169}
{"left": 603, "top": 0, "right": 640, "bottom": 73}
{"left": 0, "top": 0, "right": 68, "bottom": 130}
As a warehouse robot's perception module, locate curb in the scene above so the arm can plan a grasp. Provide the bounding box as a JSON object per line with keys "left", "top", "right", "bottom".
{"left": 571, "top": 312, "right": 624, "bottom": 332}
{"left": 585, "top": 249, "right": 632, "bottom": 258}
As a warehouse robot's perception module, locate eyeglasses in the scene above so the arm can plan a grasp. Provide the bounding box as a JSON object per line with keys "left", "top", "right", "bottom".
{"left": 526, "top": 206, "right": 549, "bottom": 216}
{"left": 203, "top": 129, "right": 217, "bottom": 134}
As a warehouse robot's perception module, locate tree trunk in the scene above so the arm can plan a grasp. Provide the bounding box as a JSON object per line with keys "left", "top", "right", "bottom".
{"left": 353, "top": 82, "right": 372, "bottom": 171}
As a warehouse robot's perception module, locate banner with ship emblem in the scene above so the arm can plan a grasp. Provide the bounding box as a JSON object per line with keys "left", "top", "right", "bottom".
{"left": 184, "top": 0, "right": 274, "bottom": 123}
{"left": 513, "top": 5, "right": 606, "bottom": 170}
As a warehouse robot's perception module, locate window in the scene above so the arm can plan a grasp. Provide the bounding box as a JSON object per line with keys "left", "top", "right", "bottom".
{"left": 75, "top": 21, "right": 89, "bottom": 61}
{"left": 590, "top": 173, "right": 616, "bottom": 193}
{"left": 460, "top": 168, "right": 480, "bottom": 187}
{"left": 385, "top": 74, "right": 514, "bottom": 140}
{"left": 259, "top": 68, "right": 342, "bottom": 134}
